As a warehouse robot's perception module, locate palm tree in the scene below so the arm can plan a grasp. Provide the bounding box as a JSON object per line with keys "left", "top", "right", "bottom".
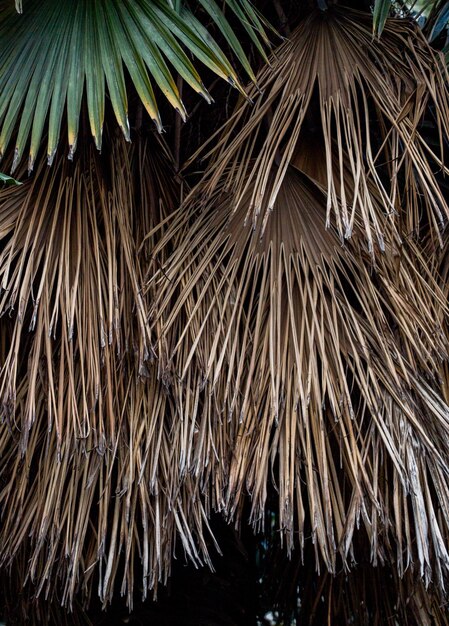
{"left": 0, "top": 0, "right": 449, "bottom": 624}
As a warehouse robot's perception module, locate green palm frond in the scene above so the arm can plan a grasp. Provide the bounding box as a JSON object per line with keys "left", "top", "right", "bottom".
{"left": 0, "top": 0, "right": 269, "bottom": 172}
{"left": 428, "top": 1, "right": 449, "bottom": 39}
{"left": 373, "top": 0, "right": 392, "bottom": 36}
{"left": 374, "top": 0, "right": 449, "bottom": 36}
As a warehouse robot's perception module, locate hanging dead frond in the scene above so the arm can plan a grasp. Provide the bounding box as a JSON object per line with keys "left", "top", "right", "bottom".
{"left": 149, "top": 162, "right": 449, "bottom": 588}
{"left": 0, "top": 132, "right": 223, "bottom": 607}
{"left": 190, "top": 7, "right": 449, "bottom": 249}
{"left": 0, "top": 361, "right": 220, "bottom": 609}
{"left": 0, "top": 133, "right": 166, "bottom": 454}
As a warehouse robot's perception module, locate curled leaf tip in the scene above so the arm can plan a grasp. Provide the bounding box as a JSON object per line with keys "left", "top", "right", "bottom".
{"left": 175, "top": 106, "right": 187, "bottom": 123}
{"left": 148, "top": 115, "right": 162, "bottom": 133}
{"left": 122, "top": 119, "right": 131, "bottom": 142}
{"left": 94, "top": 134, "right": 103, "bottom": 151}
{"left": 0, "top": 172, "right": 22, "bottom": 185}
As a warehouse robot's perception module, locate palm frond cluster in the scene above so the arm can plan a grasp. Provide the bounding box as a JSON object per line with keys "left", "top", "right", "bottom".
{"left": 1, "top": 2, "right": 449, "bottom": 623}
{"left": 0, "top": 133, "right": 203, "bottom": 608}
{"left": 0, "top": 0, "right": 269, "bottom": 171}
{"left": 149, "top": 3, "right": 449, "bottom": 607}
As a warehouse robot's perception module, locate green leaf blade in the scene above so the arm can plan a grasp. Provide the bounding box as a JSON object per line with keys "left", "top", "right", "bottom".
{"left": 373, "top": 0, "right": 392, "bottom": 37}
{"left": 0, "top": 0, "right": 269, "bottom": 166}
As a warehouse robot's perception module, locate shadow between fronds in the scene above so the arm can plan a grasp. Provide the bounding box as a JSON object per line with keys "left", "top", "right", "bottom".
{"left": 189, "top": 6, "right": 449, "bottom": 250}
{"left": 148, "top": 155, "right": 449, "bottom": 589}
{"left": 257, "top": 524, "right": 449, "bottom": 626}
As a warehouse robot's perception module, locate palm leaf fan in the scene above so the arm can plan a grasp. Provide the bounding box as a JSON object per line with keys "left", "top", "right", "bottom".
{"left": 149, "top": 159, "right": 449, "bottom": 588}
{"left": 0, "top": 0, "right": 270, "bottom": 172}
{"left": 193, "top": 6, "right": 449, "bottom": 249}
{"left": 0, "top": 366, "right": 220, "bottom": 608}
{"left": 291, "top": 136, "right": 449, "bottom": 376}
{"left": 0, "top": 133, "right": 225, "bottom": 607}
{"left": 0, "top": 133, "right": 166, "bottom": 453}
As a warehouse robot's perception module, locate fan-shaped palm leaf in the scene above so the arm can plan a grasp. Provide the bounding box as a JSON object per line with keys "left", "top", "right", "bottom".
{"left": 0, "top": 0, "right": 270, "bottom": 172}
{"left": 0, "top": 133, "right": 225, "bottom": 607}
{"left": 0, "top": 137, "right": 157, "bottom": 452}
{"left": 148, "top": 156, "right": 449, "bottom": 585}
{"left": 146, "top": 12, "right": 449, "bottom": 583}
{"left": 193, "top": 7, "right": 449, "bottom": 249}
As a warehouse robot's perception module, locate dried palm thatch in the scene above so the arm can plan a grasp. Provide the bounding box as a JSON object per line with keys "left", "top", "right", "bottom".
{"left": 1, "top": 4, "right": 449, "bottom": 619}
{"left": 144, "top": 9, "right": 449, "bottom": 594}
{"left": 0, "top": 394, "right": 219, "bottom": 608}
{"left": 0, "top": 133, "right": 223, "bottom": 608}
{"left": 433, "top": 232, "right": 449, "bottom": 422}
{"left": 149, "top": 160, "right": 449, "bottom": 588}
{"left": 0, "top": 135, "right": 156, "bottom": 454}
{"left": 192, "top": 6, "right": 449, "bottom": 249}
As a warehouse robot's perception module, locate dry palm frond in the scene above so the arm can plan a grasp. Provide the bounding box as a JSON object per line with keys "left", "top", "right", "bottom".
{"left": 192, "top": 7, "right": 449, "bottom": 248}
{"left": 0, "top": 363, "right": 219, "bottom": 609}
{"left": 0, "top": 132, "right": 224, "bottom": 607}
{"left": 433, "top": 231, "right": 449, "bottom": 412}
{"left": 0, "top": 133, "right": 168, "bottom": 453}
{"left": 149, "top": 163, "right": 449, "bottom": 587}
